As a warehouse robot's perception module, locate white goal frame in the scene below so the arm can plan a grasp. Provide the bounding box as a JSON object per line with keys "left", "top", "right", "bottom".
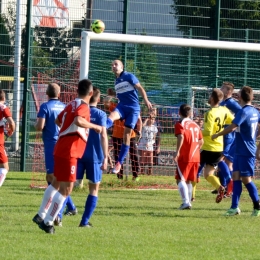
{"left": 80, "top": 31, "right": 260, "bottom": 80}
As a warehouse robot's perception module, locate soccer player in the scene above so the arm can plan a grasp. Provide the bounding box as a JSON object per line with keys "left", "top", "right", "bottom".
{"left": 32, "top": 79, "right": 102, "bottom": 234}
{"left": 218, "top": 82, "right": 241, "bottom": 196}
{"left": 0, "top": 90, "right": 15, "bottom": 186}
{"left": 34, "top": 83, "right": 77, "bottom": 227}
{"left": 77, "top": 87, "right": 108, "bottom": 227}
{"left": 173, "top": 104, "right": 203, "bottom": 209}
{"left": 201, "top": 88, "right": 233, "bottom": 203}
{"left": 213, "top": 86, "right": 260, "bottom": 216}
{"left": 106, "top": 60, "right": 153, "bottom": 174}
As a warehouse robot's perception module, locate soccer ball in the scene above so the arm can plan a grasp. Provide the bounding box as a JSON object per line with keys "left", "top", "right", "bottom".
{"left": 91, "top": 20, "right": 105, "bottom": 34}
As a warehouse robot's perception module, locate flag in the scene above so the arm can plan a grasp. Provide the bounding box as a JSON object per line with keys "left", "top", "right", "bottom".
{"left": 32, "top": 0, "right": 69, "bottom": 28}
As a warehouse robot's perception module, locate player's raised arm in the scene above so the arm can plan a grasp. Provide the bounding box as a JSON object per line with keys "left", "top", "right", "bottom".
{"left": 134, "top": 83, "right": 153, "bottom": 110}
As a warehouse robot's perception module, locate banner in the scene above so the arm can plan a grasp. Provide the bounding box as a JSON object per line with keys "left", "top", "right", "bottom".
{"left": 32, "top": 0, "right": 69, "bottom": 28}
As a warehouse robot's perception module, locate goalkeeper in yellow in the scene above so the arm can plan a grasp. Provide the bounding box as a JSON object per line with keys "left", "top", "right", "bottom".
{"left": 201, "top": 88, "right": 234, "bottom": 203}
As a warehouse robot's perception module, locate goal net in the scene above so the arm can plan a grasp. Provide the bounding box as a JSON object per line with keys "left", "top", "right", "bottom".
{"left": 30, "top": 32, "right": 260, "bottom": 188}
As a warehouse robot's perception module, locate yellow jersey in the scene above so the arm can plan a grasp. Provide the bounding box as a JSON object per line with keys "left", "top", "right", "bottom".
{"left": 202, "top": 106, "right": 234, "bottom": 152}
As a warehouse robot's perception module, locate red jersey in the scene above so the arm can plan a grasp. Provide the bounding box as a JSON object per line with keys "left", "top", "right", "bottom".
{"left": 0, "top": 104, "right": 12, "bottom": 145}
{"left": 174, "top": 118, "right": 202, "bottom": 163}
{"left": 54, "top": 98, "right": 90, "bottom": 159}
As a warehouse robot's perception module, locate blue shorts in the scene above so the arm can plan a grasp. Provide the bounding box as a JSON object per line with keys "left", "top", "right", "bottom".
{"left": 233, "top": 155, "right": 255, "bottom": 177}
{"left": 77, "top": 159, "right": 102, "bottom": 183}
{"left": 114, "top": 103, "right": 140, "bottom": 129}
{"left": 224, "top": 142, "right": 236, "bottom": 163}
{"left": 44, "top": 142, "right": 56, "bottom": 174}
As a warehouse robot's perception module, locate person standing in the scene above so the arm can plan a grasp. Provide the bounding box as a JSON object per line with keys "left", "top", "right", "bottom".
{"left": 77, "top": 87, "right": 108, "bottom": 227}
{"left": 173, "top": 104, "right": 203, "bottom": 209}
{"left": 213, "top": 86, "right": 260, "bottom": 216}
{"left": 106, "top": 60, "right": 153, "bottom": 174}
{"left": 0, "top": 90, "right": 15, "bottom": 186}
{"left": 34, "top": 83, "right": 77, "bottom": 226}
{"left": 32, "top": 79, "right": 102, "bottom": 234}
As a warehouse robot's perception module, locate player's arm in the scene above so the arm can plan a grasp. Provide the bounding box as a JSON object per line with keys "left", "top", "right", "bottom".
{"left": 134, "top": 83, "right": 153, "bottom": 110}
{"left": 100, "top": 125, "right": 108, "bottom": 171}
{"left": 174, "top": 134, "right": 184, "bottom": 162}
{"left": 74, "top": 116, "right": 102, "bottom": 133}
{"left": 212, "top": 123, "right": 237, "bottom": 140}
{"left": 35, "top": 117, "right": 45, "bottom": 131}
{"left": 6, "top": 117, "right": 15, "bottom": 136}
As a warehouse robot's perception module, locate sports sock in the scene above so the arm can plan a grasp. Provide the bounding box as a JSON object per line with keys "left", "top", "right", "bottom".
{"left": 187, "top": 183, "right": 192, "bottom": 202}
{"left": 191, "top": 181, "right": 196, "bottom": 199}
{"left": 58, "top": 197, "right": 68, "bottom": 219}
{"left": 66, "top": 195, "right": 76, "bottom": 211}
{"left": 106, "top": 118, "right": 113, "bottom": 129}
{"left": 231, "top": 180, "right": 242, "bottom": 209}
{"left": 206, "top": 175, "right": 221, "bottom": 190}
{"left": 38, "top": 184, "right": 57, "bottom": 219}
{"left": 218, "top": 161, "right": 230, "bottom": 187}
{"left": 118, "top": 144, "right": 130, "bottom": 165}
{"left": 178, "top": 181, "right": 189, "bottom": 204}
{"left": 197, "top": 163, "right": 205, "bottom": 179}
{"left": 44, "top": 191, "right": 66, "bottom": 226}
{"left": 0, "top": 168, "right": 8, "bottom": 187}
{"left": 245, "top": 182, "right": 259, "bottom": 204}
{"left": 81, "top": 194, "right": 98, "bottom": 225}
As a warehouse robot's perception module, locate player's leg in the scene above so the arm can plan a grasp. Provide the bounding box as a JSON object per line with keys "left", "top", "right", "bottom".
{"left": 79, "top": 162, "right": 102, "bottom": 227}
{"left": 113, "top": 137, "right": 124, "bottom": 178}
{"left": 130, "top": 137, "right": 140, "bottom": 180}
{"left": 187, "top": 163, "right": 199, "bottom": 203}
{"left": 0, "top": 145, "right": 9, "bottom": 187}
{"left": 106, "top": 110, "right": 121, "bottom": 129}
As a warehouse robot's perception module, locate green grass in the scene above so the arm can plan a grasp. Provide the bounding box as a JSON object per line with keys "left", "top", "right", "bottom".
{"left": 1, "top": 172, "right": 260, "bottom": 259}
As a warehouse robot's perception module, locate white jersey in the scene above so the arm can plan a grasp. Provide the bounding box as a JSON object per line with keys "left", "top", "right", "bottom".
{"left": 138, "top": 125, "right": 158, "bottom": 151}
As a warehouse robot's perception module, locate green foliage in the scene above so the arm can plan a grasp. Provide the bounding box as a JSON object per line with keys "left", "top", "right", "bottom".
{"left": 2, "top": 172, "right": 260, "bottom": 259}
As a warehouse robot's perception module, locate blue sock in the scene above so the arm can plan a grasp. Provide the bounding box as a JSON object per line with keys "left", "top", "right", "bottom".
{"left": 218, "top": 170, "right": 226, "bottom": 187}
{"left": 106, "top": 118, "right": 113, "bottom": 129}
{"left": 218, "top": 161, "right": 230, "bottom": 187}
{"left": 66, "top": 195, "right": 76, "bottom": 211}
{"left": 197, "top": 163, "right": 205, "bottom": 178}
{"left": 245, "top": 182, "right": 259, "bottom": 203}
{"left": 118, "top": 143, "right": 130, "bottom": 165}
{"left": 81, "top": 195, "right": 98, "bottom": 225}
{"left": 231, "top": 180, "right": 242, "bottom": 209}
{"left": 58, "top": 197, "right": 68, "bottom": 219}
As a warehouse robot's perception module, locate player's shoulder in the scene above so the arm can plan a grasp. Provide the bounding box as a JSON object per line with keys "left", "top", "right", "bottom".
{"left": 91, "top": 106, "right": 106, "bottom": 116}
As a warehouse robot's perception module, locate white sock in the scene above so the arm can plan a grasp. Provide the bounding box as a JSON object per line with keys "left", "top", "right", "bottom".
{"left": 38, "top": 185, "right": 57, "bottom": 219}
{"left": 187, "top": 183, "right": 193, "bottom": 202}
{"left": 178, "top": 181, "right": 189, "bottom": 204}
{"left": 44, "top": 191, "right": 66, "bottom": 226}
{"left": 0, "top": 168, "right": 8, "bottom": 187}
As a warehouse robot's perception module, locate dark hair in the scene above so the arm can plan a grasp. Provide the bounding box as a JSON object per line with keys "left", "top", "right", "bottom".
{"left": 211, "top": 88, "right": 223, "bottom": 104}
{"left": 222, "top": 82, "right": 235, "bottom": 91}
{"left": 0, "top": 90, "right": 5, "bottom": 101}
{"left": 90, "top": 87, "right": 100, "bottom": 103}
{"left": 240, "top": 86, "right": 253, "bottom": 102}
{"left": 78, "top": 79, "right": 93, "bottom": 96}
{"left": 179, "top": 104, "right": 191, "bottom": 117}
{"left": 46, "top": 83, "right": 60, "bottom": 98}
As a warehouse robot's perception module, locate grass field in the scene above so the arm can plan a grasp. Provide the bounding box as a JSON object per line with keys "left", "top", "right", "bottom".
{"left": 1, "top": 172, "right": 260, "bottom": 260}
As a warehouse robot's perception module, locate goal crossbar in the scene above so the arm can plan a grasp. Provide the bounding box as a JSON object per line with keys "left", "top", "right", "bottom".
{"left": 80, "top": 31, "right": 260, "bottom": 80}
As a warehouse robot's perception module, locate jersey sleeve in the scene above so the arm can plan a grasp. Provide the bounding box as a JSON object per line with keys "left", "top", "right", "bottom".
{"left": 3, "top": 106, "right": 12, "bottom": 118}
{"left": 232, "top": 109, "right": 245, "bottom": 126}
{"left": 128, "top": 73, "right": 139, "bottom": 86}
{"left": 75, "top": 104, "right": 90, "bottom": 121}
{"left": 198, "top": 129, "right": 203, "bottom": 140}
{"left": 226, "top": 100, "right": 241, "bottom": 115}
{"left": 100, "top": 112, "right": 107, "bottom": 127}
{"left": 202, "top": 111, "right": 214, "bottom": 136}
{"left": 174, "top": 122, "right": 184, "bottom": 136}
{"left": 37, "top": 103, "right": 47, "bottom": 118}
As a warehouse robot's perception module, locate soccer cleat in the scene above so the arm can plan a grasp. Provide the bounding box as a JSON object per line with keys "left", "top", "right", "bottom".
{"left": 64, "top": 207, "right": 78, "bottom": 216}
{"left": 224, "top": 208, "right": 241, "bottom": 216}
{"left": 179, "top": 203, "right": 192, "bottom": 210}
{"left": 54, "top": 216, "right": 62, "bottom": 227}
{"left": 216, "top": 186, "right": 225, "bottom": 203}
{"left": 112, "top": 162, "right": 122, "bottom": 174}
{"left": 79, "top": 222, "right": 93, "bottom": 228}
{"left": 32, "top": 214, "right": 43, "bottom": 225}
{"left": 39, "top": 221, "right": 55, "bottom": 234}
{"left": 251, "top": 209, "right": 260, "bottom": 217}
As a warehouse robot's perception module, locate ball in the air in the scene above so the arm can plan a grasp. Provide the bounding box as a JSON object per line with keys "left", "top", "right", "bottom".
{"left": 91, "top": 20, "right": 105, "bottom": 34}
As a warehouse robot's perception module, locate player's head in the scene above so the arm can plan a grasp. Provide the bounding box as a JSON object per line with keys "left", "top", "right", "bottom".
{"left": 90, "top": 87, "right": 100, "bottom": 104}
{"left": 77, "top": 79, "right": 93, "bottom": 98}
{"left": 208, "top": 88, "right": 223, "bottom": 106}
{"left": 179, "top": 104, "right": 192, "bottom": 118}
{"left": 111, "top": 60, "right": 124, "bottom": 76}
{"left": 239, "top": 86, "right": 253, "bottom": 103}
{"left": 221, "top": 82, "right": 234, "bottom": 98}
{"left": 46, "top": 83, "right": 60, "bottom": 98}
{"left": 0, "top": 90, "right": 6, "bottom": 102}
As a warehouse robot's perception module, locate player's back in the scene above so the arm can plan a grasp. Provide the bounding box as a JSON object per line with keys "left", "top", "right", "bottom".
{"left": 234, "top": 105, "right": 260, "bottom": 157}
{"left": 202, "top": 106, "right": 233, "bottom": 152}
{"left": 81, "top": 106, "right": 107, "bottom": 163}
{"left": 175, "top": 118, "right": 202, "bottom": 162}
